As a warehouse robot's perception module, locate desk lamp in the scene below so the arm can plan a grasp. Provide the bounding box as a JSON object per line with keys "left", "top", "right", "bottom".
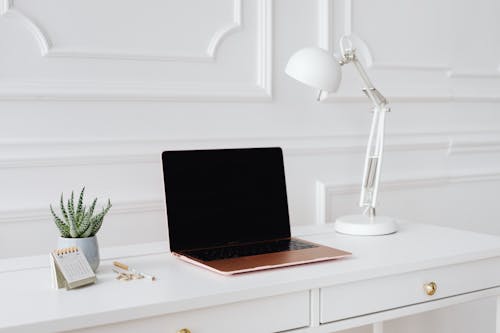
{"left": 285, "top": 36, "right": 397, "bottom": 236}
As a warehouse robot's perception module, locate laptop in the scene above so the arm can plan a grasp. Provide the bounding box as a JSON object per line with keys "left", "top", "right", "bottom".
{"left": 162, "top": 147, "right": 351, "bottom": 275}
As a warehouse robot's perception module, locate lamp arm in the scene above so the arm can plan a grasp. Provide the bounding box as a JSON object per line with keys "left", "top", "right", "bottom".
{"left": 359, "top": 104, "right": 386, "bottom": 216}
{"left": 341, "top": 51, "right": 388, "bottom": 109}
{"left": 340, "top": 49, "right": 390, "bottom": 217}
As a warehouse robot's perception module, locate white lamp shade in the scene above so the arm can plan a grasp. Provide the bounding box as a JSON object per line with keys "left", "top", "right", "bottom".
{"left": 285, "top": 47, "right": 341, "bottom": 93}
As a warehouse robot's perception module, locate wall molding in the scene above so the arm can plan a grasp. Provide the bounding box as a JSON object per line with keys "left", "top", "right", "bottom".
{"left": 0, "top": 0, "right": 272, "bottom": 101}
{"left": 0, "top": 2, "right": 50, "bottom": 55}
{"left": 0, "top": 199, "right": 164, "bottom": 225}
{"left": 318, "top": 0, "right": 450, "bottom": 72}
{"left": 317, "top": 0, "right": 500, "bottom": 102}
{"left": 1, "top": 0, "right": 242, "bottom": 62}
{"left": 318, "top": 94, "right": 500, "bottom": 103}
{"left": 448, "top": 140, "right": 500, "bottom": 155}
{"left": 315, "top": 171, "right": 500, "bottom": 224}
{"left": 0, "top": 80, "right": 271, "bottom": 102}
{"left": 0, "top": 130, "right": 498, "bottom": 169}
{"left": 257, "top": 0, "right": 273, "bottom": 97}
{"left": 0, "top": 131, "right": 454, "bottom": 169}
{"left": 447, "top": 70, "right": 500, "bottom": 79}
{"left": 5, "top": 170, "right": 500, "bottom": 226}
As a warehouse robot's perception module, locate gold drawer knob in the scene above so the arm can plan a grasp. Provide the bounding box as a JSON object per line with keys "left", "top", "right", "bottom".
{"left": 177, "top": 329, "right": 191, "bottom": 333}
{"left": 424, "top": 281, "right": 437, "bottom": 296}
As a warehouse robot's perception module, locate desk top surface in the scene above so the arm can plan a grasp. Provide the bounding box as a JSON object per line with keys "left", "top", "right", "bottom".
{"left": 1, "top": 222, "right": 500, "bottom": 332}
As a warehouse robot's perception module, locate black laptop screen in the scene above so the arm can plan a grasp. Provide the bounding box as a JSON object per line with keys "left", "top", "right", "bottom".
{"left": 162, "top": 147, "right": 291, "bottom": 252}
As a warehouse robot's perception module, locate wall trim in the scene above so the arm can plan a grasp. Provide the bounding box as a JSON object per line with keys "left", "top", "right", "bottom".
{"left": 315, "top": 171, "right": 500, "bottom": 224}
{"left": 2, "top": 0, "right": 242, "bottom": 62}
{"left": 5, "top": 170, "right": 500, "bottom": 226}
{"left": 0, "top": 131, "right": 458, "bottom": 169}
{"left": 0, "top": 4, "right": 50, "bottom": 55}
{"left": 315, "top": 181, "right": 327, "bottom": 229}
{"left": 318, "top": 95, "right": 500, "bottom": 103}
{"left": 316, "top": 0, "right": 500, "bottom": 102}
{"left": 448, "top": 140, "right": 500, "bottom": 155}
{"left": 317, "top": 0, "right": 333, "bottom": 51}
{"left": 318, "top": 0, "right": 450, "bottom": 72}
{"left": 447, "top": 70, "right": 500, "bottom": 79}
{"left": 0, "top": 200, "right": 164, "bottom": 225}
{"left": 0, "top": 81, "right": 271, "bottom": 102}
{"left": 0, "top": 153, "right": 156, "bottom": 169}
{"left": 256, "top": 0, "right": 273, "bottom": 96}
{"left": 2, "top": 129, "right": 499, "bottom": 169}
{"left": 0, "top": 0, "right": 272, "bottom": 101}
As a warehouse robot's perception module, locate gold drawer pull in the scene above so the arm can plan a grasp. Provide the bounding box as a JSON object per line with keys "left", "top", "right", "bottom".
{"left": 424, "top": 281, "right": 437, "bottom": 296}
{"left": 177, "top": 329, "right": 191, "bottom": 333}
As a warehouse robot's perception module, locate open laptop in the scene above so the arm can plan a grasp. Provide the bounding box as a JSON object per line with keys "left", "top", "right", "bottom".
{"left": 162, "top": 147, "right": 351, "bottom": 275}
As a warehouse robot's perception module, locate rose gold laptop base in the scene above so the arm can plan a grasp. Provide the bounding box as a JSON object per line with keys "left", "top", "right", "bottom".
{"left": 173, "top": 237, "right": 351, "bottom": 275}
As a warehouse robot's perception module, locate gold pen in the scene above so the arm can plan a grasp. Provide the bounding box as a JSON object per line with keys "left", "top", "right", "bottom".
{"left": 113, "top": 261, "right": 157, "bottom": 281}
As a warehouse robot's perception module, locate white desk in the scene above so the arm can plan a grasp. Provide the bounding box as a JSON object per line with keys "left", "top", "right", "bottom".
{"left": 1, "top": 222, "right": 500, "bottom": 333}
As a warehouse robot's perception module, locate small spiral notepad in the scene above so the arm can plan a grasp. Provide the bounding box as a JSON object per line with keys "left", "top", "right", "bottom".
{"left": 49, "top": 247, "right": 96, "bottom": 290}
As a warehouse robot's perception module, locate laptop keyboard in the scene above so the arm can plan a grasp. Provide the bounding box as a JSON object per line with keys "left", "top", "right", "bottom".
{"left": 184, "top": 239, "right": 318, "bottom": 262}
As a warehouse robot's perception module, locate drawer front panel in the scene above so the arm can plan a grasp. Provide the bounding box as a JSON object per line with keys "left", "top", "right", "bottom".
{"left": 320, "top": 257, "right": 500, "bottom": 324}
{"left": 70, "top": 291, "right": 310, "bottom": 333}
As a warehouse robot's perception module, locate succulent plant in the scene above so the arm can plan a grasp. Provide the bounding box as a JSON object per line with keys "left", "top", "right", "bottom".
{"left": 50, "top": 187, "right": 112, "bottom": 238}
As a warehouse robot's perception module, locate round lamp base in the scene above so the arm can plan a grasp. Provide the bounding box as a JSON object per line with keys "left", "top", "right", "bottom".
{"left": 335, "top": 215, "right": 398, "bottom": 236}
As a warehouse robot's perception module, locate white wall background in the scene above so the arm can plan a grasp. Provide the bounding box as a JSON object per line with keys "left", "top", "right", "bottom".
{"left": 0, "top": 0, "right": 499, "bottom": 332}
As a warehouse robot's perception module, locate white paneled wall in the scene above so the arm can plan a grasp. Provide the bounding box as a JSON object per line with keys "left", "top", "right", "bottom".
{"left": 0, "top": 0, "right": 499, "bottom": 332}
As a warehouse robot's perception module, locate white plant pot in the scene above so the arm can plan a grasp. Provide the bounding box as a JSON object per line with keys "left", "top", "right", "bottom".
{"left": 58, "top": 236, "right": 100, "bottom": 272}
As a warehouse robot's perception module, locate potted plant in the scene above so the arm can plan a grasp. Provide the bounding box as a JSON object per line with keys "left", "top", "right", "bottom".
{"left": 50, "top": 187, "right": 112, "bottom": 272}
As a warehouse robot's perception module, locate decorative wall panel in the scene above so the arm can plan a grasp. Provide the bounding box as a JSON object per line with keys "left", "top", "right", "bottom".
{"left": 318, "top": 0, "right": 500, "bottom": 101}
{"left": 0, "top": 0, "right": 272, "bottom": 100}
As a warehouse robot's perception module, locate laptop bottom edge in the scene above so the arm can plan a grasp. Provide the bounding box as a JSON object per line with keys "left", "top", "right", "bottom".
{"left": 173, "top": 241, "right": 351, "bottom": 275}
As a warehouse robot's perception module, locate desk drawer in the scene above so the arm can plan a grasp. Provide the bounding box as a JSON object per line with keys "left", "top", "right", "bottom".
{"left": 320, "top": 257, "right": 500, "bottom": 324}
{"left": 71, "top": 291, "right": 310, "bottom": 333}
